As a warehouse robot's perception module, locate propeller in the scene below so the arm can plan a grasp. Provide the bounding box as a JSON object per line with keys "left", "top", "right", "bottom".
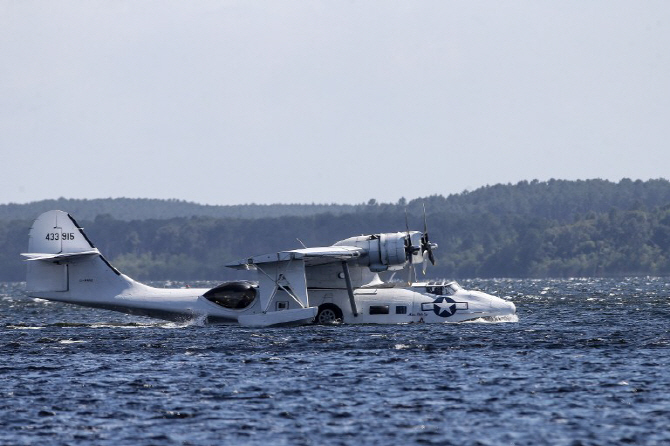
{"left": 404, "top": 209, "right": 417, "bottom": 284}
{"left": 420, "top": 203, "right": 436, "bottom": 274}
{"left": 403, "top": 205, "right": 438, "bottom": 279}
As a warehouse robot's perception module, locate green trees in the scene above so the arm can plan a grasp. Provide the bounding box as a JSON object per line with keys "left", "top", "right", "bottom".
{"left": 3, "top": 178, "right": 670, "bottom": 280}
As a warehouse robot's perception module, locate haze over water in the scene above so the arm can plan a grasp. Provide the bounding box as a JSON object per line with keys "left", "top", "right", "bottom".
{"left": 1, "top": 277, "right": 669, "bottom": 445}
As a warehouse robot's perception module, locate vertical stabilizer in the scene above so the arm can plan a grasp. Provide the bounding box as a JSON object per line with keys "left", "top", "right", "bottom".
{"left": 26, "top": 210, "right": 96, "bottom": 254}
{"left": 23, "top": 210, "right": 127, "bottom": 296}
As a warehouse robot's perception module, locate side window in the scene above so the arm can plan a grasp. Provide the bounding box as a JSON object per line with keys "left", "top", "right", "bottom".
{"left": 395, "top": 305, "right": 407, "bottom": 315}
{"left": 369, "top": 305, "right": 389, "bottom": 315}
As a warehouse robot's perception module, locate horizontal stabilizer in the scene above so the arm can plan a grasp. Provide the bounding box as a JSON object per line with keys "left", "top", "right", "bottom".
{"left": 21, "top": 249, "right": 101, "bottom": 263}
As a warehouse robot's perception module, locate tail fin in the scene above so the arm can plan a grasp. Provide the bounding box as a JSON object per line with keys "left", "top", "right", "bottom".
{"left": 22, "top": 210, "right": 124, "bottom": 295}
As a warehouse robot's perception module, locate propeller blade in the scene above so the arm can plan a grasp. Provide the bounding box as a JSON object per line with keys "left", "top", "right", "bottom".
{"left": 403, "top": 208, "right": 414, "bottom": 261}
{"left": 420, "top": 203, "right": 436, "bottom": 266}
{"left": 404, "top": 208, "right": 418, "bottom": 284}
{"left": 406, "top": 250, "right": 413, "bottom": 285}
{"left": 405, "top": 208, "right": 411, "bottom": 235}
{"left": 422, "top": 251, "right": 429, "bottom": 275}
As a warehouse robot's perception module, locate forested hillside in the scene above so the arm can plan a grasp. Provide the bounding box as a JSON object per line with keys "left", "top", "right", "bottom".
{"left": 0, "top": 198, "right": 360, "bottom": 221}
{"left": 2, "top": 178, "right": 670, "bottom": 281}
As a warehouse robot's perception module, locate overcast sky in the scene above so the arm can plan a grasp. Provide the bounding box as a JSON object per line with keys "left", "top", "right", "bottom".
{"left": 1, "top": 1, "right": 669, "bottom": 205}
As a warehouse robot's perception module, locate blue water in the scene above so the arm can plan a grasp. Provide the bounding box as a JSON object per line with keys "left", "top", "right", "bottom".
{"left": 1, "top": 278, "right": 669, "bottom": 445}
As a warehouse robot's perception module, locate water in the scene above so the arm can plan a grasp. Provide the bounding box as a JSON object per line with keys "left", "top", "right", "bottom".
{"left": 1, "top": 278, "right": 669, "bottom": 445}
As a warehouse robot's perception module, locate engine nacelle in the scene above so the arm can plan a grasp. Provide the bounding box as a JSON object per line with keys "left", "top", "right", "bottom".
{"left": 334, "top": 232, "right": 419, "bottom": 272}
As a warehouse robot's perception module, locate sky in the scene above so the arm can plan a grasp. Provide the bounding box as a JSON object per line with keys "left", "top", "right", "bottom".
{"left": 1, "top": 1, "right": 669, "bottom": 205}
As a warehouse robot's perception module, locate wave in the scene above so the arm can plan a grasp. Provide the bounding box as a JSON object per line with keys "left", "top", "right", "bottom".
{"left": 464, "top": 314, "right": 519, "bottom": 324}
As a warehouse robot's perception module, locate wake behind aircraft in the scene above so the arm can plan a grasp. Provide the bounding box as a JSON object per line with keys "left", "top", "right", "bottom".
{"left": 22, "top": 210, "right": 516, "bottom": 327}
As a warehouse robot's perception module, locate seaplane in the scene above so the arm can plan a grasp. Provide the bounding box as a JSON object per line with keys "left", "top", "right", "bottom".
{"left": 22, "top": 210, "right": 516, "bottom": 327}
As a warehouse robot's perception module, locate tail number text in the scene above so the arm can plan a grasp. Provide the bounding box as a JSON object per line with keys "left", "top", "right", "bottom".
{"left": 46, "top": 233, "right": 75, "bottom": 241}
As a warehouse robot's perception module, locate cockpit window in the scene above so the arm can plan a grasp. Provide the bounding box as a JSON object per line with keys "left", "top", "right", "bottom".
{"left": 426, "top": 281, "right": 462, "bottom": 296}
{"left": 425, "top": 285, "right": 443, "bottom": 295}
{"left": 204, "top": 281, "right": 257, "bottom": 310}
{"left": 446, "top": 281, "right": 462, "bottom": 294}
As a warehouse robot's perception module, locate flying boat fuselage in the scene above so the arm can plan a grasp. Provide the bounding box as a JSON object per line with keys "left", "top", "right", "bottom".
{"left": 22, "top": 210, "right": 517, "bottom": 327}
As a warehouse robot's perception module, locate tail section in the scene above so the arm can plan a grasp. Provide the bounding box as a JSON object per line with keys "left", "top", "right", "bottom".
{"left": 22, "top": 210, "right": 127, "bottom": 298}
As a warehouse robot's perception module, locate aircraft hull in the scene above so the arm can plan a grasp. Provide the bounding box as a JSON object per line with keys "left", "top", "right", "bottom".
{"left": 306, "top": 287, "right": 516, "bottom": 324}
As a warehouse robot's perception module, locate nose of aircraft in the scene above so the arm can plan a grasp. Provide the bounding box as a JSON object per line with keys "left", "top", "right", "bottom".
{"left": 471, "top": 291, "right": 517, "bottom": 315}
{"left": 489, "top": 293, "right": 516, "bottom": 315}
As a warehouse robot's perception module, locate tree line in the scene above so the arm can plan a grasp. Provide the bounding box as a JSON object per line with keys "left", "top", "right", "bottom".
{"left": 4, "top": 178, "right": 669, "bottom": 223}
{"left": 2, "top": 178, "right": 670, "bottom": 281}
{"left": 0, "top": 198, "right": 360, "bottom": 221}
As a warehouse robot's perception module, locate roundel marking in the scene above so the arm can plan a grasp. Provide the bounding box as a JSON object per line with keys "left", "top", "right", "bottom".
{"left": 432, "top": 296, "right": 457, "bottom": 317}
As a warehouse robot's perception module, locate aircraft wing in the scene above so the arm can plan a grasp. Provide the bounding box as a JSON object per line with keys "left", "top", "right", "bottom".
{"left": 226, "top": 246, "right": 363, "bottom": 313}
{"left": 226, "top": 246, "right": 364, "bottom": 270}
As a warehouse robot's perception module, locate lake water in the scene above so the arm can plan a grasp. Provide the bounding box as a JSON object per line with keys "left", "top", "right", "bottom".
{"left": 1, "top": 278, "right": 669, "bottom": 445}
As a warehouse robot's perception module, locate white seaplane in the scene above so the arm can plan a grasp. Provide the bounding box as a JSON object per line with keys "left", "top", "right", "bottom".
{"left": 22, "top": 210, "right": 516, "bottom": 327}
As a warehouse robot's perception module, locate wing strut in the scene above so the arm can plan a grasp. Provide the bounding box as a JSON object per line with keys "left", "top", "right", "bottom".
{"left": 255, "top": 263, "right": 308, "bottom": 313}
{"left": 340, "top": 261, "right": 358, "bottom": 317}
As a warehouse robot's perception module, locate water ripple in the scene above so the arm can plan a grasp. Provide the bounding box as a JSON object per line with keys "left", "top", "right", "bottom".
{"left": 0, "top": 279, "right": 669, "bottom": 445}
